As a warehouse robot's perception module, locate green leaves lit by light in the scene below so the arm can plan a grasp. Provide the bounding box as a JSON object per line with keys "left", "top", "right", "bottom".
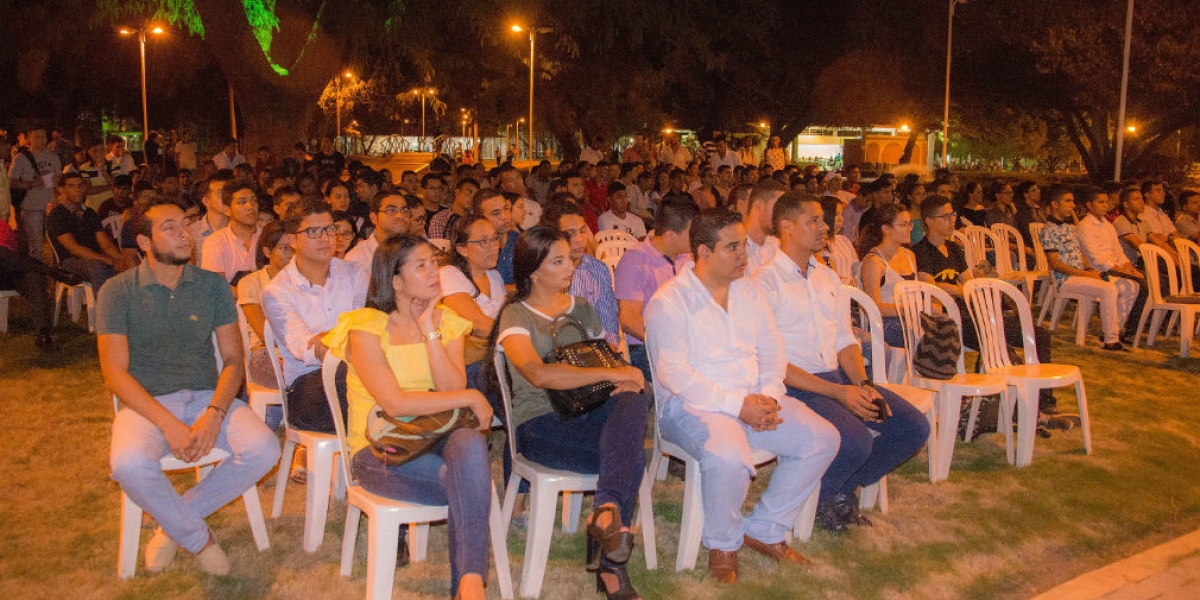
{"left": 243, "top": 0, "right": 280, "bottom": 66}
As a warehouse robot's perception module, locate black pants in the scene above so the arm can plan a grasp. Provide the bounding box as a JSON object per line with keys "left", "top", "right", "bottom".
{"left": 285, "top": 362, "right": 348, "bottom": 433}
{"left": 0, "top": 246, "right": 56, "bottom": 332}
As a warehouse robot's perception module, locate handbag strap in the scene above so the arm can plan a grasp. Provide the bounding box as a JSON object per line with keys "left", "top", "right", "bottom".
{"left": 549, "top": 314, "right": 590, "bottom": 350}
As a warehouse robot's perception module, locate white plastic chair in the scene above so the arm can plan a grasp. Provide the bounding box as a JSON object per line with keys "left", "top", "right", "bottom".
{"left": 1028, "top": 222, "right": 1056, "bottom": 311}
{"left": 115, "top": 337, "right": 269, "bottom": 579}
{"left": 1133, "top": 244, "right": 1200, "bottom": 358}
{"left": 323, "top": 353, "right": 514, "bottom": 600}
{"left": 963, "top": 278, "right": 1092, "bottom": 467}
{"left": 102, "top": 214, "right": 123, "bottom": 245}
{"left": 842, "top": 285, "right": 938, "bottom": 492}
{"left": 494, "top": 345, "right": 655, "bottom": 597}
{"left": 950, "top": 230, "right": 975, "bottom": 267}
{"left": 236, "top": 307, "right": 284, "bottom": 421}
{"left": 595, "top": 238, "right": 638, "bottom": 277}
{"left": 0, "top": 290, "right": 18, "bottom": 333}
{"left": 593, "top": 229, "right": 639, "bottom": 248}
{"left": 893, "top": 281, "right": 1011, "bottom": 482}
{"left": 1173, "top": 238, "right": 1200, "bottom": 295}
{"left": 47, "top": 234, "right": 96, "bottom": 332}
{"left": 266, "top": 323, "right": 346, "bottom": 553}
{"left": 643, "top": 340, "right": 819, "bottom": 572}
{"left": 991, "top": 223, "right": 1044, "bottom": 304}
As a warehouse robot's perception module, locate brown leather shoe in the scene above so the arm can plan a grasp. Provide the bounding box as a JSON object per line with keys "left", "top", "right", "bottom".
{"left": 742, "top": 535, "right": 810, "bottom": 565}
{"left": 707, "top": 548, "right": 739, "bottom": 583}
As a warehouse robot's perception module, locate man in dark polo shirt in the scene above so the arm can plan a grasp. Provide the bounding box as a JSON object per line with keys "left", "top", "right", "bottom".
{"left": 46, "top": 172, "right": 127, "bottom": 291}
{"left": 98, "top": 199, "right": 279, "bottom": 576}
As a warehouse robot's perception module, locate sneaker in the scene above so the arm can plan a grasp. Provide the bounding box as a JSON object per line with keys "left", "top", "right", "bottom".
{"left": 832, "top": 492, "right": 873, "bottom": 528}
{"left": 815, "top": 502, "right": 847, "bottom": 533}
{"left": 196, "top": 541, "right": 231, "bottom": 576}
{"left": 145, "top": 528, "right": 179, "bottom": 573}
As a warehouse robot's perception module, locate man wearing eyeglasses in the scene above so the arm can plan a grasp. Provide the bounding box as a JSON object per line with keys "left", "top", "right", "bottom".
{"left": 344, "top": 191, "right": 412, "bottom": 278}
{"left": 263, "top": 199, "right": 366, "bottom": 433}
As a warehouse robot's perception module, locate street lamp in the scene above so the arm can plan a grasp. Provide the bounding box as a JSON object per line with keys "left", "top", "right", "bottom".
{"left": 336, "top": 71, "right": 353, "bottom": 153}
{"left": 119, "top": 25, "right": 164, "bottom": 145}
{"left": 410, "top": 87, "right": 436, "bottom": 152}
{"left": 511, "top": 24, "right": 553, "bottom": 161}
{"left": 1114, "top": 0, "right": 1135, "bottom": 180}
{"left": 942, "top": 0, "right": 975, "bottom": 169}
{"left": 515, "top": 117, "right": 525, "bottom": 161}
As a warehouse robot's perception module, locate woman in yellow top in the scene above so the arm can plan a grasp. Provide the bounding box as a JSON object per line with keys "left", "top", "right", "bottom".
{"left": 323, "top": 234, "right": 493, "bottom": 600}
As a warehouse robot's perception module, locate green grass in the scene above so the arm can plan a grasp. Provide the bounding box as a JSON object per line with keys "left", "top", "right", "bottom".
{"left": 1, "top": 307, "right": 1199, "bottom": 599}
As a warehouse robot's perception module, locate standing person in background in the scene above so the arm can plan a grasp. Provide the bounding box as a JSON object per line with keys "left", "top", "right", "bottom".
{"left": 174, "top": 129, "right": 198, "bottom": 173}
{"left": 765, "top": 136, "right": 787, "bottom": 174}
{"left": 8, "top": 128, "right": 61, "bottom": 258}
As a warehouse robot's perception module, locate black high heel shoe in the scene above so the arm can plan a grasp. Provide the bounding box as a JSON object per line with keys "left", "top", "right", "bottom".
{"left": 587, "top": 504, "right": 634, "bottom": 566}
{"left": 595, "top": 562, "right": 641, "bottom": 600}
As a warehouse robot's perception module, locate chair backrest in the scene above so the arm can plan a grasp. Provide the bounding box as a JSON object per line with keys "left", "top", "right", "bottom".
{"left": 46, "top": 232, "right": 64, "bottom": 267}
{"left": 949, "top": 230, "right": 971, "bottom": 265}
{"left": 102, "top": 214, "right": 123, "bottom": 245}
{"left": 1029, "top": 223, "right": 1049, "bottom": 273}
{"left": 596, "top": 238, "right": 636, "bottom": 264}
{"left": 263, "top": 321, "right": 292, "bottom": 424}
{"left": 492, "top": 344, "right": 524, "bottom": 461}
{"left": 893, "top": 280, "right": 967, "bottom": 378}
{"left": 235, "top": 306, "right": 256, "bottom": 381}
{"left": 594, "top": 229, "right": 639, "bottom": 248}
{"left": 321, "top": 351, "right": 358, "bottom": 488}
{"left": 1174, "top": 238, "right": 1200, "bottom": 294}
{"left": 1140, "top": 243, "right": 1180, "bottom": 303}
{"left": 963, "top": 278, "right": 1040, "bottom": 372}
{"left": 840, "top": 285, "right": 888, "bottom": 383}
{"left": 962, "top": 226, "right": 996, "bottom": 269}
{"left": 990, "top": 223, "right": 1029, "bottom": 272}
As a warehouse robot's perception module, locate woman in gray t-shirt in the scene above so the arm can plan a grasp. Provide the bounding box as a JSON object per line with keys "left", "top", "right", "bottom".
{"left": 487, "top": 227, "right": 648, "bottom": 599}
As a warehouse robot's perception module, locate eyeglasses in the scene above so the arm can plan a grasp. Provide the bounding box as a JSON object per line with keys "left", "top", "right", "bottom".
{"left": 334, "top": 228, "right": 354, "bottom": 238}
{"left": 378, "top": 205, "right": 411, "bottom": 216}
{"left": 298, "top": 224, "right": 339, "bottom": 239}
{"left": 462, "top": 235, "right": 503, "bottom": 248}
{"left": 931, "top": 212, "right": 957, "bottom": 221}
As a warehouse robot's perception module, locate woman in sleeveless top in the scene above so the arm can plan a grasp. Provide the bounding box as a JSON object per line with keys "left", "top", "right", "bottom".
{"left": 819, "top": 196, "right": 857, "bottom": 284}
{"left": 858, "top": 204, "right": 917, "bottom": 347}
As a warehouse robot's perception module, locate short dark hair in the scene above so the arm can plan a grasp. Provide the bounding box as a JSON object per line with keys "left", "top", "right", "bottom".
{"left": 420, "top": 172, "right": 444, "bottom": 188}
{"left": 1140, "top": 179, "right": 1164, "bottom": 194}
{"left": 690, "top": 208, "right": 744, "bottom": 257}
{"left": 771, "top": 191, "right": 822, "bottom": 234}
{"left": 1044, "top": 184, "right": 1073, "bottom": 205}
{"left": 1119, "top": 186, "right": 1143, "bottom": 206}
{"left": 221, "top": 181, "right": 258, "bottom": 207}
{"left": 283, "top": 198, "right": 332, "bottom": 234}
{"left": 133, "top": 198, "right": 186, "bottom": 240}
{"left": 920, "top": 195, "right": 954, "bottom": 222}
{"left": 357, "top": 169, "right": 383, "bottom": 190}
{"left": 56, "top": 171, "right": 84, "bottom": 187}
{"left": 370, "top": 191, "right": 405, "bottom": 213}
{"left": 748, "top": 178, "right": 785, "bottom": 207}
{"left": 456, "top": 177, "right": 480, "bottom": 191}
{"left": 273, "top": 185, "right": 301, "bottom": 207}
{"left": 1077, "top": 185, "right": 1106, "bottom": 207}
{"left": 654, "top": 197, "right": 700, "bottom": 235}
{"left": 540, "top": 198, "right": 584, "bottom": 229}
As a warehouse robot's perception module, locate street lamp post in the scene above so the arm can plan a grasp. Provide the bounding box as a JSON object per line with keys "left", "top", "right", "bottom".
{"left": 411, "top": 87, "right": 436, "bottom": 153}
{"left": 119, "top": 25, "right": 163, "bottom": 145}
{"left": 1114, "top": 0, "right": 1135, "bottom": 181}
{"left": 515, "top": 118, "right": 525, "bottom": 161}
{"left": 942, "top": 0, "right": 974, "bottom": 169}
{"left": 511, "top": 25, "right": 552, "bottom": 161}
{"left": 336, "top": 71, "right": 353, "bottom": 154}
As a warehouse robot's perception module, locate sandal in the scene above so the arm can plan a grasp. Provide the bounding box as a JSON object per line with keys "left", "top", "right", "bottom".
{"left": 587, "top": 504, "right": 634, "bottom": 568}
{"left": 595, "top": 562, "right": 641, "bottom": 600}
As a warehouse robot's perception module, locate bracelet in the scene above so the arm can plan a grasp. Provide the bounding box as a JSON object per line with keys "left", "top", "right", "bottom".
{"left": 206, "top": 405, "right": 228, "bottom": 417}
{"left": 423, "top": 329, "right": 443, "bottom": 342}
{"left": 858, "top": 379, "right": 875, "bottom": 388}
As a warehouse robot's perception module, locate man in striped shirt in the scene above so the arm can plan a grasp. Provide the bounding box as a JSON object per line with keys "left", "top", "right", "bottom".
{"left": 542, "top": 200, "right": 621, "bottom": 347}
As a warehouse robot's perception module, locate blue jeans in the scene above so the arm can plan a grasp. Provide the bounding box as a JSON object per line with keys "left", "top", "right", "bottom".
{"left": 352, "top": 428, "right": 491, "bottom": 597}
{"left": 110, "top": 391, "right": 281, "bottom": 553}
{"left": 659, "top": 396, "right": 839, "bottom": 550}
{"left": 787, "top": 370, "right": 930, "bottom": 504}
{"left": 62, "top": 256, "right": 116, "bottom": 291}
{"left": 627, "top": 343, "right": 652, "bottom": 384}
{"left": 515, "top": 390, "right": 649, "bottom": 525}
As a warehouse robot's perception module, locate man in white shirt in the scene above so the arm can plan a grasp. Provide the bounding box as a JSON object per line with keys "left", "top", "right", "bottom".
{"left": 201, "top": 182, "right": 263, "bottom": 283}
{"left": 744, "top": 179, "right": 785, "bottom": 274}
{"left": 755, "top": 192, "right": 929, "bottom": 532}
{"left": 174, "top": 128, "right": 198, "bottom": 171}
{"left": 597, "top": 182, "right": 647, "bottom": 239}
{"left": 579, "top": 135, "right": 605, "bottom": 165}
{"left": 344, "top": 191, "right": 412, "bottom": 280}
{"left": 709, "top": 136, "right": 741, "bottom": 169}
{"left": 646, "top": 208, "right": 838, "bottom": 584}
{"left": 105, "top": 135, "right": 138, "bottom": 177}
{"left": 211, "top": 138, "right": 246, "bottom": 171}
{"left": 189, "top": 174, "right": 232, "bottom": 265}
{"left": 1075, "top": 186, "right": 1147, "bottom": 343}
{"left": 263, "top": 200, "right": 366, "bottom": 433}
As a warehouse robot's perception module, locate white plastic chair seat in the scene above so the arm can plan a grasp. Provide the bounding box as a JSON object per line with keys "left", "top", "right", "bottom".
{"left": 118, "top": 449, "right": 271, "bottom": 579}
{"left": 1133, "top": 243, "right": 1200, "bottom": 358}
{"left": 323, "top": 353, "right": 514, "bottom": 600}
{"left": 53, "top": 281, "right": 96, "bottom": 332}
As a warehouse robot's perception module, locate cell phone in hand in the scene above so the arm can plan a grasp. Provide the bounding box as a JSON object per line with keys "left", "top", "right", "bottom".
{"left": 873, "top": 397, "right": 892, "bottom": 422}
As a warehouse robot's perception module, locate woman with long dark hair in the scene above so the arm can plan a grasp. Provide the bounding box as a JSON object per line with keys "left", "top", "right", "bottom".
{"left": 485, "top": 227, "right": 648, "bottom": 600}
{"left": 955, "top": 181, "right": 987, "bottom": 228}
{"left": 323, "top": 235, "right": 493, "bottom": 600}
{"left": 858, "top": 204, "right": 917, "bottom": 347}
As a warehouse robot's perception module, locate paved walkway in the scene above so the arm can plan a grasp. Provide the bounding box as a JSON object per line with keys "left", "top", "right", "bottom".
{"left": 1032, "top": 529, "right": 1200, "bottom": 599}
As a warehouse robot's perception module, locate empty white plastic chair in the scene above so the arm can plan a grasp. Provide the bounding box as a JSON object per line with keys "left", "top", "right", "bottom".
{"left": 236, "top": 307, "right": 284, "bottom": 421}
{"left": 1133, "top": 243, "right": 1200, "bottom": 358}
{"left": 963, "top": 278, "right": 1092, "bottom": 467}
{"left": 893, "top": 281, "right": 1011, "bottom": 482}
{"left": 1173, "top": 238, "right": 1200, "bottom": 295}
{"left": 323, "top": 352, "right": 514, "bottom": 600}
{"left": 593, "top": 229, "right": 639, "bottom": 248}
{"left": 0, "top": 289, "right": 18, "bottom": 333}
{"left": 991, "top": 222, "right": 1044, "bottom": 303}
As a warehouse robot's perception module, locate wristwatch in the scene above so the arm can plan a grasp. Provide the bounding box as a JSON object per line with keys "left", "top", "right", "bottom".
{"left": 424, "top": 330, "right": 443, "bottom": 342}
{"left": 858, "top": 379, "right": 875, "bottom": 388}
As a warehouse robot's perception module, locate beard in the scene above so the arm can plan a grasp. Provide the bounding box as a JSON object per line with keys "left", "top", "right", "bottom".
{"left": 151, "top": 245, "right": 191, "bottom": 266}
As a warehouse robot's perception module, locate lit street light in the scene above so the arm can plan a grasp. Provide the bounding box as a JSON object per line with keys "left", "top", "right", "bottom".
{"left": 118, "top": 25, "right": 164, "bottom": 145}
{"left": 410, "top": 87, "right": 437, "bottom": 152}
{"left": 336, "top": 71, "right": 353, "bottom": 154}
{"left": 511, "top": 24, "right": 553, "bottom": 161}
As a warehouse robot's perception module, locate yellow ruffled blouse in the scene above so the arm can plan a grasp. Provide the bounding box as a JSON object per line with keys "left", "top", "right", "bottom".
{"left": 322, "top": 306, "right": 473, "bottom": 455}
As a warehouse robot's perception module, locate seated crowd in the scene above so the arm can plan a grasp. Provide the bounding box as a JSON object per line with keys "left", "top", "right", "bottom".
{"left": 14, "top": 126, "right": 1184, "bottom": 599}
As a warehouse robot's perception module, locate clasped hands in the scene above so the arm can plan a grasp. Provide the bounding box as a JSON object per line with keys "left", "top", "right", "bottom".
{"left": 165, "top": 410, "right": 222, "bottom": 463}
{"left": 739, "top": 394, "right": 783, "bottom": 431}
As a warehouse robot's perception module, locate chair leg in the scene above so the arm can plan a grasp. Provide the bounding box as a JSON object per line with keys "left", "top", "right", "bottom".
{"left": 935, "top": 390, "right": 966, "bottom": 482}
{"left": 1181, "top": 311, "right": 1195, "bottom": 358}
{"left": 1036, "top": 284, "right": 1054, "bottom": 326}
{"left": 117, "top": 492, "right": 143, "bottom": 579}
{"left": 500, "top": 473, "right": 522, "bottom": 531}
{"left": 365, "top": 511, "right": 400, "bottom": 600}
{"left": 0, "top": 296, "right": 9, "bottom": 333}
{"left": 519, "top": 483, "right": 560, "bottom": 598}
{"left": 241, "top": 483, "right": 271, "bottom": 551}
{"left": 409, "top": 523, "right": 431, "bottom": 562}
{"left": 302, "top": 441, "right": 335, "bottom": 553}
{"left": 924, "top": 406, "right": 938, "bottom": 482}
{"left": 636, "top": 465, "right": 658, "bottom": 570}
{"left": 83, "top": 284, "right": 96, "bottom": 332}
{"left": 655, "top": 453, "right": 670, "bottom": 481}
{"left": 1076, "top": 380, "right": 1092, "bottom": 456}
{"left": 1149, "top": 310, "right": 1167, "bottom": 347}
{"left": 561, "top": 490, "right": 583, "bottom": 533}
{"left": 793, "top": 482, "right": 820, "bottom": 542}
{"left": 998, "top": 388, "right": 1015, "bottom": 465}
{"left": 488, "top": 484, "right": 515, "bottom": 600}
{"left": 676, "top": 458, "right": 704, "bottom": 571}
{"left": 1015, "top": 384, "right": 1040, "bottom": 468}
{"left": 272, "top": 438, "right": 296, "bottom": 518}
{"left": 340, "top": 504, "right": 361, "bottom": 577}
{"left": 1048, "top": 297, "right": 1068, "bottom": 331}
{"left": 1074, "top": 301, "right": 1095, "bottom": 346}
{"left": 963, "top": 396, "right": 981, "bottom": 442}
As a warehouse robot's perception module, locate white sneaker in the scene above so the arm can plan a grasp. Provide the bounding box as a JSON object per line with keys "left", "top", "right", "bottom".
{"left": 144, "top": 528, "right": 178, "bottom": 573}
{"left": 196, "top": 541, "right": 231, "bottom": 576}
